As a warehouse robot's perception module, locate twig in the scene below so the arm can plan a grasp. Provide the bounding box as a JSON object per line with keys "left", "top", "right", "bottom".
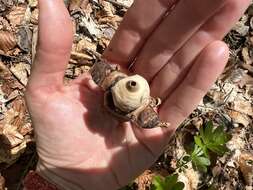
{"left": 104, "top": 0, "right": 130, "bottom": 9}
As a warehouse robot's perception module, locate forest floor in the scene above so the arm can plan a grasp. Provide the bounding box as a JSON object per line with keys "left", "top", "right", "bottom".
{"left": 0, "top": 0, "right": 252, "bottom": 190}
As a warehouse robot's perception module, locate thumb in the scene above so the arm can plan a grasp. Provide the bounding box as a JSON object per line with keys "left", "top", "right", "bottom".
{"left": 28, "top": 0, "right": 73, "bottom": 90}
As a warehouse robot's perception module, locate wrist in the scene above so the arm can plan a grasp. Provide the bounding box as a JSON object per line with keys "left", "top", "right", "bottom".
{"left": 36, "top": 161, "right": 83, "bottom": 190}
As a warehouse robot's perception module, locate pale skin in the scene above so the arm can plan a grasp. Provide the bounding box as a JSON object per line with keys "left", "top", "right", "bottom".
{"left": 25, "top": 0, "right": 250, "bottom": 189}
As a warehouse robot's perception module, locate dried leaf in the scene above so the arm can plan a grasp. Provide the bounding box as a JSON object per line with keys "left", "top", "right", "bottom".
{"left": 102, "top": 27, "right": 116, "bottom": 39}
{"left": 250, "top": 16, "right": 253, "bottom": 30}
{"left": 101, "top": 1, "right": 115, "bottom": 17}
{"left": 79, "top": 14, "right": 101, "bottom": 38}
{"left": 12, "top": 98, "right": 27, "bottom": 124}
{"left": 0, "top": 17, "right": 12, "bottom": 31}
{"left": 98, "top": 37, "right": 110, "bottom": 51}
{"left": 238, "top": 152, "right": 253, "bottom": 186}
{"left": 241, "top": 64, "right": 253, "bottom": 76}
{"left": 1, "top": 108, "right": 18, "bottom": 126}
{"left": 10, "top": 62, "right": 30, "bottom": 86}
{"left": 32, "top": 26, "right": 38, "bottom": 63}
{"left": 231, "top": 99, "right": 253, "bottom": 116}
{"left": 232, "top": 15, "right": 249, "bottom": 36}
{"left": 0, "top": 62, "right": 14, "bottom": 96}
{"left": 135, "top": 170, "right": 155, "bottom": 190}
{"left": 0, "top": 140, "right": 27, "bottom": 164}
{"left": 227, "top": 128, "right": 246, "bottom": 151}
{"left": 2, "top": 124, "right": 24, "bottom": 148}
{"left": 28, "top": 0, "right": 38, "bottom": 8}
{"left": 0, "top": 31, "right": 16, "bottom": 52}
{"left": 177, "top": 167, "right": 200, "bottom": 190}
{"left": 7, "top": 6, "right": 27, "bottom": 27}
{"left": 5, "top": 90, "right": 20, "bottom": 103}
{"left": 0, "top": 61, "right": 11, "bottom": 78}
{"left": 30, "top": 8, "right": 39, "bottom": 25}
{"left": 69, "top": 0, "right": 89, "bottom": 11}
{"left": 0, "top": 0, "right": 13, "bottom": 12}
{"left": 228, "top": 110, "right": 250, "bottom": 127}
{"left": 237, "top": 73, "right": 253, "bottom": 89}
{"left": 0, "top": 63, "right": 23, "bottom": 96}
{"left": 248, "top": 3, "right": 253, "bottom": 16}
{"left": 17, "top": 26, "right": 32, "bottom": 52}
{"left": 105, "top": 0, "right": 133, "bottom": 8}
{"left": 0, "top": 174, "right": 5, "bottom": 190}
{"left": 19, "top": 123, "right": 32, "bottom": 136}
{"left": 241, "top": 47, "right": 252, "bottom": 65}
{"left": 71, "top": 51, "right": 93, "bottom": 62}
{"left": 245, "top": 84, "right": 253, "bottom": 97}
{"left": 0, "top": 98, "right": 29, "bottom": 163}
{"left": 76, "top": 38, "right": 97, "bottom": 52}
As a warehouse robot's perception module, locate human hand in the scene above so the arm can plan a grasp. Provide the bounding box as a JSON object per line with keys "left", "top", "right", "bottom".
{"left": 25, "top": 0, "right": 250, "bottom": 189}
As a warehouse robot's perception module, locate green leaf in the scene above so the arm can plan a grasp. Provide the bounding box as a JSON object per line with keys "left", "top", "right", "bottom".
{"left": 207, "top": 144, "right": 229, "bottom": 156}
{"left": 151, "top": 174, "right": 185, "bottom": 190}
{"left": 194, "top": 136, "right": 203, "bottom": 147}
{"left": 213, "top": 126, "right": 225, "bottom": 142}
{"left": 196, "top": 156, "right": 211, "bottom": 166}
{"left": 173, "top": 182, "right": 185, "bottom": 190}
{"left": 190, "top": 121, "right": 232, "bottom": 173}
{"left": 191, "top": 144, "right": 211, "bottom": 173}
{"left": 198, "top": 121, "right": 230, "bottom": 157}
{"left": 192, "top": 145, "right": 204, "bottom": 157}
{"left": 192, "top": 156, "right": 209, "bottom": 173}
{"left": 203, "top": 121, "right": 213, "bottom": 143}
{"left": 164, "top": 174, "right": 178, "bottom": 187}
{"left": 182, "top": 155, "right": 191, "bottom": 162}
{"left": 152, "top": 176, "right": 164, "bottom": 190}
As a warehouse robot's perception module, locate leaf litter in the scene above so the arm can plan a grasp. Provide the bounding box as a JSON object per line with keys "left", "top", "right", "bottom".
{"left": 0, "top": 0, "right": 252, "bottom": 189}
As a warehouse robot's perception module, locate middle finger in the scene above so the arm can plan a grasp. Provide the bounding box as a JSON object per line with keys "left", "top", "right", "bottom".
{"left": 132, "top": 0, "right": 227, "bottom": 80}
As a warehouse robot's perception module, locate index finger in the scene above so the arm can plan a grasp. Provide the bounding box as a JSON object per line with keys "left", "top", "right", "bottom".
{"left": 103, "top": 0, "right": 179, "bottom": 67}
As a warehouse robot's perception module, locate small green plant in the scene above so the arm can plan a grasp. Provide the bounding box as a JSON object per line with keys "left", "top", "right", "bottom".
{"left": 177, "top": 121, "right": 231, "bottom": 172}
{"left": 151, "top": 174, "right": 184, "bottom": 190}
{"left": 190, "top": 144, "right": 211, "bottom": 172}
{"left": 194, "top": 121, "right": 231, "bottom": 157}
{"left": 150, "top": 121, "right": 231, "bottom": 190}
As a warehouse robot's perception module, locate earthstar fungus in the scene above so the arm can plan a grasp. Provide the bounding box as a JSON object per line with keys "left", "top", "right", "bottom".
{"left": 90, "top": 60, "right": 169, "bottom": 129}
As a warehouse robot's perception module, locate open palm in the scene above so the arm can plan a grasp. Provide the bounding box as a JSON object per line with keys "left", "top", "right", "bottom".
{"left": 25, "top": 0, "right": 250, "bottom": 189}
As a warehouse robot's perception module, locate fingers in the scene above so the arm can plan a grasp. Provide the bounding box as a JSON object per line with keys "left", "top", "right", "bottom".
{"left": 133, "top": 41, "right": 228, "bottom": 154}
{"left": 160, "top": 41, "right": 229, "bottom": 127}
{"left": 151, "top": 0, "right": 251, "bottom": 99}
{"left": 28, "top": 0, "right": 73, "bottom": 90}
{"left": 103, "top": 0, "right": 179, "bottom": 67}
{"left": 131, "top": 0, "right": 227, "bottom": 80}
